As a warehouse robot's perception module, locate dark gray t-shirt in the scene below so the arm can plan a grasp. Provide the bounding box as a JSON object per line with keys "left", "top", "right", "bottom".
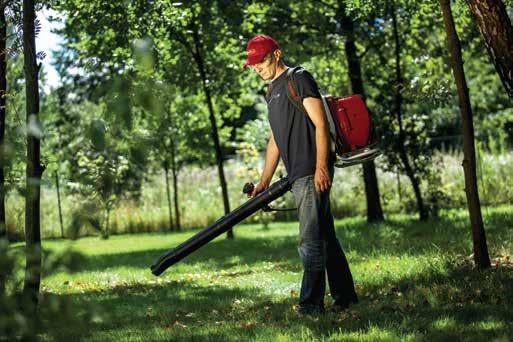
{"left": 266, "top": 67, "right": 324, "bottom": 182}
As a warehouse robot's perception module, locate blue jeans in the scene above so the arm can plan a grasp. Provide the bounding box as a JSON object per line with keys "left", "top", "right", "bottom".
{"left": 291, "top": 172, "right": 358, "bottom": 312}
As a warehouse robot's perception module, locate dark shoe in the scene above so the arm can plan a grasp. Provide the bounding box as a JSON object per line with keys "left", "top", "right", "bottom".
{"left": 329, "top": 299, "right": 357, "bottom": 313}
{"left": 328, "top": 303, "right": 349, "bottom": 313}
{"left": 298, "top": 304, "right": 325, "bottom": 316}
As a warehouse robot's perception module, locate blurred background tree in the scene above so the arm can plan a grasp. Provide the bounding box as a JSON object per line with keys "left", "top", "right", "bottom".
{"left": 0, "top": 0, "right": 509, "bottom": 240}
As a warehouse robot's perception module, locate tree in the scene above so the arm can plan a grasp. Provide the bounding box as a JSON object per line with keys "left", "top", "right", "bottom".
{"left": 22, "top": 0, "right": 45, "bottom": 310}
{"left": 338, "top": 2, "right": 384, "bottom": 222}
{"left": 163, "top": 3, "right": 236, "bottom": 238}
{"left": 468, "top": 0, "right": 513, "bottom": 98}
{"left": 155, "top": 106, "right": 182, "bottom": 232}
{"left": 53, "top": 0, "right": 248, "bottom": 236}
{"left": 141, "top": 78, "right": 184, "bottom": 232}
{"left": 191, "top": 23, "right": 233, "bottom": 238}
{"left": 0, "top": 1, "right": 7, "bottom": 238}
{"left": 390, "top": 2, "right": 428, "bottom": 220}
{"left": 169, "top": 135, "right": 181, "bottom": 230}
{"left": 162, "top": 106, "right": 182, "bottom": 231}
{"left": 439, "top": 0, "right": 491, "bottom": 268}
{"left": 43, "top": 88, "right": 68, "bottom": 238}
{"left": 0, "top": 0, "right": 19, "bottom": 239}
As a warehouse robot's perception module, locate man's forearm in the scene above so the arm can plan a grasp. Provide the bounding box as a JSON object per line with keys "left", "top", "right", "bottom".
{"left": 261, "top": 138, "right": 280, "bottom": 185}
{"left": 302, "top": 97, "right": 330, "bottom": 170}
{"left": 315, "top": 123, "right": 330, "bottom": 169}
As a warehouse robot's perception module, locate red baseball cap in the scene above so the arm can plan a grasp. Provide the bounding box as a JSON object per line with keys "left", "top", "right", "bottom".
{"left": 243, "top": 35, "right": 279, "bottom": 69}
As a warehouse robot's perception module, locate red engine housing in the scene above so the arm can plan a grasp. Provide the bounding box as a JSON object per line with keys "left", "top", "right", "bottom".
{"left": 324, "top": 94, "right": 377, "bottom": 155}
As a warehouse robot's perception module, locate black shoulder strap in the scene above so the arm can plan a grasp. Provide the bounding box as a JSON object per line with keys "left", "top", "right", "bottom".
{"left": 285, "top": 67, "right": 307, "bottom": 114}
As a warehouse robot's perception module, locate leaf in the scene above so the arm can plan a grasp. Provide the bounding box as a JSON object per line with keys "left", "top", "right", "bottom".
{"left": 36, "top": 51, "right": 47, "bottom": 61}
{"left": 173, "top": 321, "right": 188, "bottom": 329}
{"left": 87, "top": 119, "right": 106, "bottom": 151}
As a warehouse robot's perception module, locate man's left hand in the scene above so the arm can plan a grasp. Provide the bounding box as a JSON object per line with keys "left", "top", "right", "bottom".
{"left": 314, "top": 166, "right": 331, "bottom": 193}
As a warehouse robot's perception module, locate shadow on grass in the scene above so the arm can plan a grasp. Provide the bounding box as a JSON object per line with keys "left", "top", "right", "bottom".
{"left": 37, "top": 206, "right": 513, "bottom": 340}
{"left": 349, "top": 261, "right": 513, "bottom": 340}
{"left": 42, "top": 280, "right": 267, "bottom": 341}
{"left": 42, "top": 261, "right": 513, "bottom": 341}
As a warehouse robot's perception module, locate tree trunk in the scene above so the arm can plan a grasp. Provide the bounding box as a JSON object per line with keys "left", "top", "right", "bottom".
{"left": 391, "top": 4, "right": 428, "bottom": 221}
{"left": 163, "top": 160, "right": 174, "bottom": 231}
{"left": 23, "top": 0, "right": 45, "bottom": 311}
{"left": 439, "top": 0, "right": 491, "bottom": 269}
{"left": 169, "top": 133, "right": 181, "bottom": 230}
{"left": 0, "top": 3, "right": 7, "bottom": 239}
{"left": 468, "top": 0, "right": 513, "bottom": 98}
{"left": 339, "top": 3, "right": 384, "bottom": 222}
{"left": 54, "top": 171, "right": 64, "bottom": 238}
{"left": 190, "top": 24, "right": 233, "bottom": 238}
{"left": 396, "top": 171, "right": 402, "bottom": 202}
{"left": 104, "top": 207, "right": 110, "bottom": 239}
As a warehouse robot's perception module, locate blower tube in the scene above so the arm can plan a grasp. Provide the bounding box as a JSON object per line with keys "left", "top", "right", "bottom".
{"left": 150, "top": 177, "right": 291, "bottom": 276}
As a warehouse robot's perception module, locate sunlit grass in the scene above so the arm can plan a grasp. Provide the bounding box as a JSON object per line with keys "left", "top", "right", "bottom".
{"left": 6, "top": 204, "right": 512, "bottom": 340}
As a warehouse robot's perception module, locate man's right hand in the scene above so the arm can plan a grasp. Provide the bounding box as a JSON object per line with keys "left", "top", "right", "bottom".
{"left": 249, "top": 180, "right": 269, "bottom": 198}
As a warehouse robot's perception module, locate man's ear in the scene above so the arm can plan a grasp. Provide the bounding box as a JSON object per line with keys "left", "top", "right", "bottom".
{"left": 274, "top": 49, "right": 282, "bottom": 62}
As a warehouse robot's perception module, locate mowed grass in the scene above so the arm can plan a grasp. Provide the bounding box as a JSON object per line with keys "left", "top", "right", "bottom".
{"left": 8, "top": 205, "right": 513, "bottom": 341}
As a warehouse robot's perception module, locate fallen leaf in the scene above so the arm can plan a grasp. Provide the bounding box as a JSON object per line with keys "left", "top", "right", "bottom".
{"left": 173, "top": 321, "right": 187, "bottom": 329}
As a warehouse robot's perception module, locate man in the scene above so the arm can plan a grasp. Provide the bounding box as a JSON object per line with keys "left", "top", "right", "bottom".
{"left": 244, "top": 35, "right": 358, "bottom": 315}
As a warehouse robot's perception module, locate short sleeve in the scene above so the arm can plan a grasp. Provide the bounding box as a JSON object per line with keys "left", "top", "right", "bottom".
{"left": 295, "top": 69, "right": 322, "bottom": 100}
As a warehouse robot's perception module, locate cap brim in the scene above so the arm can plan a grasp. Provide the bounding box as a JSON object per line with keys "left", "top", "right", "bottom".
{"left": 243, "top": 53, "right": 266, "bottom": 70}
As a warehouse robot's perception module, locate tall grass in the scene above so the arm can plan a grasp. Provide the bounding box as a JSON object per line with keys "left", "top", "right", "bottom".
{"left": 5, "top": 150, "right": 513, "bottom": 239}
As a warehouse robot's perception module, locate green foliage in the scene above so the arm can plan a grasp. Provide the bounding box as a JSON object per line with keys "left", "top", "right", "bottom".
{"left": 0, "top": 238, "right": 88, "bottom": 340}
{"left": 423, "top": 156, "right": 453, "bottom": 218}
{"left": 4, "top": 0, "right": 511, "bottom": 239}
{"left": 49, "top": 96, "right": 150, "bottom": 238}
{"left": 3, "top": 53, "right": 26, "bottom": 194}
{"left": 238, "top": 0, "right": 506, "bottom": 220}
{"left": 0, "top": 239, "right": 31, "bottom": 340}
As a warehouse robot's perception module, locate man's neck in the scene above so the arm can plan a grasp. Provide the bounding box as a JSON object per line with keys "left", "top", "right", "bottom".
{"left": 271, "top": 63, "right": 288, "bottom": 81}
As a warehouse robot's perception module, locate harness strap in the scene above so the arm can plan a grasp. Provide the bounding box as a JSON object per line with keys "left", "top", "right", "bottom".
{"left": 285, "top": 67, "right": 307, "bottom": 114}
{"left": 285, "top": 67, "right": 337, "bottom": 153}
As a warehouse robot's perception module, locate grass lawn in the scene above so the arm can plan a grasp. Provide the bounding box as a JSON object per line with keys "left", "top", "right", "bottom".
{"left": 8, "top": 205, "right": 513, "bottom": 341}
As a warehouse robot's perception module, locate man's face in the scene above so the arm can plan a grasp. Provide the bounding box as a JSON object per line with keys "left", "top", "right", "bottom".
{"left": 251, "top": 52, "right": 277, "bottom": 81}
